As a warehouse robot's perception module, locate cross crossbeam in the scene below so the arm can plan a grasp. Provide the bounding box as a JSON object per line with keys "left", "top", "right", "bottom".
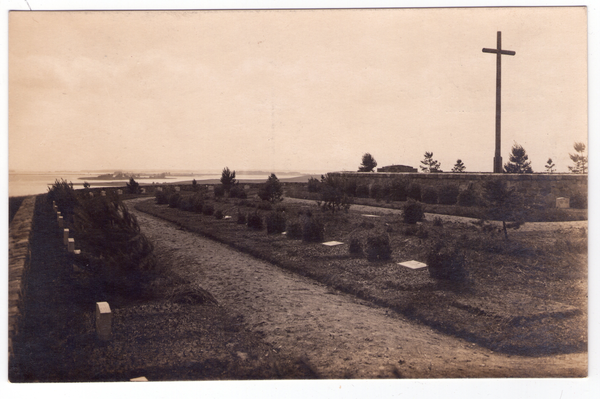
{"left": 482, "top": 31, "right": 516, "bottom": 173}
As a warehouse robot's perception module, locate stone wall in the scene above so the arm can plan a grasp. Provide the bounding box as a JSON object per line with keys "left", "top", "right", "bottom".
{"left": 328, "top": 172, "right": 587, "bottom": 207}
{"left": 8, "top": 196, "right": 36, "bottom": 361}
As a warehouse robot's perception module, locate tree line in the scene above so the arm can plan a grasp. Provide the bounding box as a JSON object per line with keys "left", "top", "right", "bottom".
{"left": 357, "top": 141, "right": 587, "bottom": 174}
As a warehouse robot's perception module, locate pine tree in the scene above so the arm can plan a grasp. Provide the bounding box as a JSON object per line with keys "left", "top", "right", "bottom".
{"left": 258, "top": 173, "right": 283, "bottom": 203}
{"left": 568, "top": 142, "right": 587, "bottom": 174}
{"left": 220, "top": 167, "right": 237, "bottom": 192}
{"left": 420, "top": 152, "right": 442, "bottom": 173}
{"left": 544, "top": 158, "right": 556, "bottom": 173}
{"left": 358, "top": 153, "right": 377, "bottom": 172}
{"left": 452, "top": 159, "right": 466, "bottom": 173}
{"left": 504, "top": 143, "right": 533, "bottom": 173}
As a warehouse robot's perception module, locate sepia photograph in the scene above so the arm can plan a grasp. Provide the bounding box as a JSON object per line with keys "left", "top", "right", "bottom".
{"left": 5, "top": 1, "right": 594, "bottom": 397}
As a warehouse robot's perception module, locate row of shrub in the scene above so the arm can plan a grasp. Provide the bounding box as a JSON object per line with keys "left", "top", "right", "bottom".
{"left": 308, "top": 176, "right": 478, "bottom": 206}
{"left": 47, "top": 180, "right": 157, "bottom": 296}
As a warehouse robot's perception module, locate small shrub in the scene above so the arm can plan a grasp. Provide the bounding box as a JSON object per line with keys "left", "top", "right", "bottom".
{"left": 366, "top": 234, "right": 392, "bottom": 261}
{"left": 458, "top": 188, "right": 478, "bottom": 207}
{"left": 275, "top": 204, "right": 286, "bottom": 212}
{"left": 237, "top": 211, "right": 246, "bottom": 224}
{"left": 307, "top": 177, "right": 321, "bottom": 193}
{"left": 178, "top": 196, "right": 194, "bottom": 212}
{"left": 302, "top": 217, "right": 324, "bottom": 242}
{"left": 570, "top": 191, "right": 587, "bottom": 209}
{"left": 403, "top": 201, "right": 424, "bottom": 224}
{"left": 433, "top": 216, "right": 443, "bottom": 227}
{"left": 438, "top": 185, "right": 459, "bottom": 205}
{"left": 237, "top": 199, "right": 251, "bottom": 207}
{"left": 229, "top": 185, "right": 246, "bottom": 199}
{"left": 422, "top": 187, "right": 438, "bottom": 204}
{"left": 257, "top": 201, "right": 273, "bottom": 211}
{"left": 247, "top": 212, "right": 263, "bottom": 230}
{"left": 190, "top": 194, "right": 204, "bottom": 213}
{"left": 403, "top": 224, "right": 428, "bottom": 238}
{"left": 214, "top": 185, "right": 225, "bottom": 198}
{"left": 359, "top": 220, "right": 376, "bottom": 230}
{"left": 214, "top": 210, "right": 224, "bottom": 219}
{"left": 202, "top": 203, "right": 214, "bottom": 216}
{"left": 286, "top": 221, "right": 303, "bottom": 239}
{"left": 155, "top": 190, "right": 169, "bottom": 205}
{"left": 407, "top": 183, "right": 422, "bottom": 201}
{"left": 258, "top": 173, "right": 283, "bottom": 203}
{"left": 349, "top": 237, "right": 363, "bottom": 256}
{"left": 369, "top": 183, "right": 385, "bottom": 201}
{"left": 266, "top": 211, "right": 286, "bottom": 234}
{"left": 168, "top": 193, "right": 181, "bottom": 208}
{"left": 426, "top": 241, "right": 468, "bottom": 284}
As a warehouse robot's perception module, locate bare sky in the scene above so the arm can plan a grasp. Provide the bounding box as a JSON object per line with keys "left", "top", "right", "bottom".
{"left": 9, "top": 7, "right": 587, "bottom": 173}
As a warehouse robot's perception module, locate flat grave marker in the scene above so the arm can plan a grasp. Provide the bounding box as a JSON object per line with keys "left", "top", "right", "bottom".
{"left": 130, "top": 377, "right": 148, "bottom": 382}
{"left": 398, "top": 260, "right": 428, "bottom": 270}
{"left": 63, "top": 229, "right": 69, "bottom": 245}
{"left": 556, "top": 197, "right": 570, "bottom": 208}
{"left": 322, "top": 241, "right": 344, "bottom": 246}
{"left": 58, "top": 216, "right": 64, "bottom": 228}
{"left": 68, "top": 238, "right": 75, "bottom": 253}
{"left": 362, "top": 214, "right": 381, "bottom": 218}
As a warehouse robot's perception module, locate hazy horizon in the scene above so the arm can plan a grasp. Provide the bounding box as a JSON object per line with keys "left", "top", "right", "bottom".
{"left": 9, "top": 8, "right": 587, "bottom": 174}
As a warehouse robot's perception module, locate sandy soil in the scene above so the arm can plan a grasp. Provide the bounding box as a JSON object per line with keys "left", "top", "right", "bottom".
{"left": 128, "top": 198, "right": 586, "bottom": 378}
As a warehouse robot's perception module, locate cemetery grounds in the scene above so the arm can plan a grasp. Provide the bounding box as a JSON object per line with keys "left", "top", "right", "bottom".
{"left": 9, "top": 186, "right": 587, "bottom": 380}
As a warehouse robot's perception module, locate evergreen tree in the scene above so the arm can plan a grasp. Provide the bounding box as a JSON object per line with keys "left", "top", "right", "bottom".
{"left": 358, "top": 153, "right": 377, "bottom": 172}
{"left": 126, "top": 177, "right": 141, "bottom": 194}
{"left": 504, "top": 143, "right": 533, "bottom": 173}
{"left": 544, "top": 158, "right": 556, "bottom": 173}
{"left": 220, "top": 167, "right": 237, "bottom": 192}
{"left": 420, "top": 152, "right": 442, "bottom": 173}
{"left": 452, "top": 159, "right": 466, "bottom": 173}
{"left": 568, "top": 142, "right": 587, "bottom": 174}
{"left": 258, "top": 173, "right": 283, "bottom": 203}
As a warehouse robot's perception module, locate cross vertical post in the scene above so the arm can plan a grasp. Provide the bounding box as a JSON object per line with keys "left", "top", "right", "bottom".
{"left": 483, "top": 31, "right": 516, "bottom": 173}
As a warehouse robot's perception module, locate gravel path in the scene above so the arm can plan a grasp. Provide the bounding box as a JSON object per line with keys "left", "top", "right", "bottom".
{"left": 128, "top": 199, "right": 586, "bottom": 378}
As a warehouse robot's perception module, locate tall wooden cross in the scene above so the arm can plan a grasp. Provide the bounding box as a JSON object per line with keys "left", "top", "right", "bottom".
{"left": 483, "top": 31, "right": 516, "bottom": 173}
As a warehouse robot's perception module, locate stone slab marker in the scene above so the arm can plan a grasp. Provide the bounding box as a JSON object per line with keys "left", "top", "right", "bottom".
{"left": 117, "top": 189, "right": 123, "bottom": 195}
{"left": 95, "top": 302, "right": 112, "bottom": 341}
{"left": 130, "top": 377, "right": 148, "bottom": 382}
{"left": 556, "top": 197, "right": 570, "bottom": 208}
{"left": 63, "top": 229, "right": 69, "bottom": 245}
{"left": 101, "top": 190, "right": 106, "bottom": 196}
{"left": 68, "top": 238, "right": 75, "bottom": 253}
{"left": 56, "top": 211, "right": 61, "bottom": 221}
{"left": 244, "top": 185, "right": 250, "bottom": 190}
{"left": 175, "top": 186, "right": 180, "bottom": 192}
{"left": 58, "top": 216, "right": 64, "bottom": 228}
{"left": 89, "top": 192, "right": 94, "bottom": 197}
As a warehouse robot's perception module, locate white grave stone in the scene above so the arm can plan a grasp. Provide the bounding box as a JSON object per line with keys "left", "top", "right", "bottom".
{"left": 175, "top": 186, "right": 180, "bottom": 192}
{"left": 223, "top": 215, "right": 232, "bottom": 219}
{"left": 56, "top": 212, "right": 61, "bottom": 222}
{"left": 53, "top": 204, "right": 58, "bottom": 212}
{"left": 95, "top": 302, "right": 112, "bottom": 341}
{"left": 556, "top": 197, "right": 570, "bottom": 209}
{"left": 117, "top": 189, "right": 123, "bottom": 195}
{"left": 58, "top": 216, "right": 64, "bottom": 228}
{"left": 244, "top": 185, "right": 250, "bottom": 190}
{"left": 362, "top": 214, "right": 381, "bottom": 218}
{"left": 101, "top": 191, "right": 106, "bottom": 196}
{"left": 130, "top": 377, "right": 148, "bottom": 382}
{"left": 141, "top": 188, "right": 146, "bottom": 193}
{"left": 73, "top": 249, "right": 81, "bottom": 255}
{"left": 63, "top": 229, "right": 69, "bottom": 245}
{"left": 207, "top": 185, "right": 214, "bottom": 191}
{"left": 89, "top": 192, "right": 94, "bottom": 197}
{"left": 156, "top": 187, "right": 162, "bottom": 192}
{"left": 398, "top": 260, "right": 427, "bottom": 270}
{"left": 68, "top": 238, "right": 75, "bottom": 253}
{"left": 322, "top": 241, "right": 344, "bottom": 246}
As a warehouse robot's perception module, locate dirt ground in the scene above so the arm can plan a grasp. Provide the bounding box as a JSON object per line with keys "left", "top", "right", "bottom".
{"left": 128, "top": 198, "right": 586, "bottom": 378}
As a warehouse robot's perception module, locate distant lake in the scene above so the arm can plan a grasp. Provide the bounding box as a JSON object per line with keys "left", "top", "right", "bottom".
{"left": 8, "top": 172, "right": 305, "bottom": 197}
